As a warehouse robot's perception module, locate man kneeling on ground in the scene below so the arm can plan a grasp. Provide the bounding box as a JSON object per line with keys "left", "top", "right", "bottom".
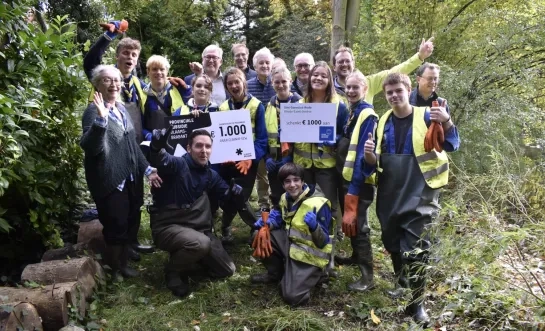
{"left": 148, "top": 128, "right": 244, "bottom": 297}
{"left": 250, "top": 163, "right": 334, "bottom": 306}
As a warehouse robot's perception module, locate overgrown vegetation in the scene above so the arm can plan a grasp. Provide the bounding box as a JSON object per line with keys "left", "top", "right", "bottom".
{"left": 1, "top": 0, "right": 545, "bottom": 329}
{"left": 0, "top": 1, "right": 88, "bottom": 268}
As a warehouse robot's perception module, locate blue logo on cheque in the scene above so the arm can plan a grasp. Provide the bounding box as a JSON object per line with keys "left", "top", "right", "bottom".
{"left": 319, "top": 126, "right": 334, "bottom": 141}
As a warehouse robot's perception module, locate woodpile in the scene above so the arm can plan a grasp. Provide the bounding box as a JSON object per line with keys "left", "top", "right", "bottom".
{"left": 0, "top": 302, "right": 43, "bottom": 331}
{"left": 0, "top": 257, "right": 105, "bottom": 331}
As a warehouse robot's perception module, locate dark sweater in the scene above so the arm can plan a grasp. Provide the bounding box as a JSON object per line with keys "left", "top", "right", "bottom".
{"left": 80, "top": 102, "right": 150, "bottom": 200}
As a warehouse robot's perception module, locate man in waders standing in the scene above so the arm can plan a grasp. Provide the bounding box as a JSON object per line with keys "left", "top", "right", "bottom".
{"left": 364, "top": 73, "right": 459, "bottom": 326}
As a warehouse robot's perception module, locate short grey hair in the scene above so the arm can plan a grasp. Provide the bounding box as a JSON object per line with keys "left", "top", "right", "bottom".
{"left": 293, "top": 53, "right": 315, "bottom": 67}
{"left": 91, "top": 65, "right": 122, "bottom": 89}
{"left": 202, "top": 44, "right": 223, "bottom": 59}
{"left": 253, "top": 47, "right": 274, "bottom": 66}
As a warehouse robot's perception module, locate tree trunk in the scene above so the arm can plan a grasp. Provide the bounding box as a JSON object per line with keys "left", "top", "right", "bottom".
{"left": 0, "top": 302, "right": 43, "bottom": 331}
{"left": 345, "top": 0, "right": 361, "bottom": 46}
{"left": 0, "top": 282, "right": 83, "bottom": 331}
{"left": 41, "top": 243, "right": 94, "bottom": 262}
{"left": 21, "top": 257, "right": 105, "bottom": 300}
{"left": 77, "top": 219, "right": 106, "bottom": 256}
{"left": 331, "top": 0, "right": 347, "bottom": 62}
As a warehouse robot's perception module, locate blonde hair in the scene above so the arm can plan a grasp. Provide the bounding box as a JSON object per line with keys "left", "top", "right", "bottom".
{"left": 271, "top": 66, "right": 291, "bottom": 81}
{"left": 346, "top": 70, "right": 368, "bottom": 88}
{"left": 146, "top": 55, "right": 170, "bottom": 70}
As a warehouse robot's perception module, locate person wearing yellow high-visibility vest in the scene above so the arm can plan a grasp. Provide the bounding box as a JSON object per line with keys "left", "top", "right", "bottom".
{"left": 218, "top": 67, "right": 268, "bottom": 244}
{"left": 334, "top": 70, "right": 378, "bottom": 293}
{"left": 264, "top": 66, "right": 302, "bottom": 209}
{"left": 250, "top": 163, "right": 333, "bottom": 306}
{"left": 83, "top": 21, "right": 155, "bottom": 260}
{"left": 293, "top": 62, "right": 349, "bottom": 234}
{"left": 173, "top": 75, "right": 219, "bottom": 116}
{"left": 364, "top": 73, "right": 459, "bottom": 326}
{"left": 142, "top": 55, "right": 191, "bottom": 141}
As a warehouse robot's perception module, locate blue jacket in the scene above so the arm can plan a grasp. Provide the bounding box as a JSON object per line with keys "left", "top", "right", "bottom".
{"left": 243, "top": 66, "right": 258, "bottom": 81}
{"left": 149, "top": 151, "right": 231, "bottom": 208}
{"left": 83, "top": 34, "right": 146, "bottom": 105}
{"left": 409, "top": 87, "right": 451, "bottom": 114}
{"left": 172, "top": 98, "right": 219, "bottom": 116}
{"left": 290, "top": 77, "right": 305, "bottom": 96}
{"left": 277, "top": 185, "right": 332, "bottom": 241}
{"left": 247, "top": 76, "right": 276, "bottom": 105}
{"left": 142, "top": 83, "right": 192, "bottom": 140}
{"left": 343, "top": 101, "right": 377, "bottom": 195}
{"left": 224, "top": 94, "right": 268, "bottom": 162}
{"left": 335, "top": 101, "right": 350, "bottom": 143}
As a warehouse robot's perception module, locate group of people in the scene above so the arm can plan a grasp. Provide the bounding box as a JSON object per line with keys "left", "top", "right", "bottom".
{"left": 79, "top": 20, "right": 459, "bottom": 326}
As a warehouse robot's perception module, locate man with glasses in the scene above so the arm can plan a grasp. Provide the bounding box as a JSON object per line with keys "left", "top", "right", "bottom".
{"left": 185, "top": 44, "right": 228, "bottom": 105}
{"left": 291, "top": 53, "right": 315, "bottom": 96}
{"left": 332, "top": 38, "right": 434, "bottom": 103}
{"left": 232, "top": 43, "right": 257, "bottom": 81}
{"left": 409, "top": 63, "right": 450, "bottom": 114}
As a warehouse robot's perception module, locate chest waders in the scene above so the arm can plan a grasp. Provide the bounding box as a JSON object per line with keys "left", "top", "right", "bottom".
{"left": 376, "top": 154, "right": 438, "bottom": 326}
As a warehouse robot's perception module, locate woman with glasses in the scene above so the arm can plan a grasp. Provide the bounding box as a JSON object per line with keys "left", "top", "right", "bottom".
{"left": 80, "top": 65, "right": 162, "bottom": 280}
{"left": 218, "top": 67, "right": 268, "bottom": 243}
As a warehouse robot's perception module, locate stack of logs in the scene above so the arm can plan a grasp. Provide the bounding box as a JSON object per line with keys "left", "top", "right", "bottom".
{"left": 0, "top": 219, "right": 107, "bottom": 331}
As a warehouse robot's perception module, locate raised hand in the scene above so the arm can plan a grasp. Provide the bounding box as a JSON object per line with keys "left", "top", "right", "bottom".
{"left": 304, "top": 207, "right": 318, "bottom": 231}
{"left": 93, "top": 92, "right": 108, "bottom": 118}
{"left": 189, "top": 62, "right": 203, "bottom": 75}
{"left": 418, "top": 37, "right": 435, "bottom": 60}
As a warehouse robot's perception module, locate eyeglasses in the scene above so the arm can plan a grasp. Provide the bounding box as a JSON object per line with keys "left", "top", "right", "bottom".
{"left": 295, "top": 63, "right": 311, "bottom": 70}
{"left": 336, "top": 59, "right": 352, "bottom": 65}
{"left": 204, "top": 55, "right": 221, "bottom": 62}
{"left": 102, "top": 77, "right": 121, "bottom": 85}
{"left": 421, "top": 76, "right": 439, "bottom": 82}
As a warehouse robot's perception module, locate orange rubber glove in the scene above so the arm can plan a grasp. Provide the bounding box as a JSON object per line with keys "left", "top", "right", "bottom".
{"left": 99, "top": 19, "right": 128, "bottom": 34}
{"left": 424, "top": 101, "right": 445, "bottom": 152}
{"left": 341, "top": 194, "right": 359, "bottom": 237}
{"left": 235, "top": 159, "right": 252, "bottom": 175}
{"left": 252, "top": 211, "right": 272, "bottom": 258}
{"left": 281, "top": 143, "right": 291, "bottom": 157}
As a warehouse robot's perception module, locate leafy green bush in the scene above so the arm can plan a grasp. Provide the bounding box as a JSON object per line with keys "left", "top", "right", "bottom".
{"left": 0, "top": 1, "right": 88, "bottom": 249}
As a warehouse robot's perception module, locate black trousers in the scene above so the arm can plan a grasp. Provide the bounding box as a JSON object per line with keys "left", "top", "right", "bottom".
{"left": 95, "top": 180, "right": 140, "bottom": 245}
{"left": 258, "top": 229, "right": 323, "bottom": 306}
{"left": 127, "top": 176, "right": 144, "bottom": 245}
{"left": 219, "top": 162, "right": 259, "bottom": 228}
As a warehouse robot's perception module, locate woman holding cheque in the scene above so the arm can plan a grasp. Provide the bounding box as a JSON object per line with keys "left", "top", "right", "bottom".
{"left": 218, "top": 67, "right": 268, "bottom": 243}
{"left": 292, "top": 61, "right": 349, "bottom": 239}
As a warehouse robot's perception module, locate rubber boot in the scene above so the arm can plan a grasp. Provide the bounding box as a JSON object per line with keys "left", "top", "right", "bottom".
{"left": 118, "top": 245, "right": 139, "bottom": 278}
{"left": 104, "top": 244, "right": 139, "bottom": 279}
{"left": 347, "top": 236, "right": 375, "bottom": 292}
{"left": 127, "top": 246, "right": 141, "bottom": 262}
{"left": 165, "top": 269, "right": 190, "bottom": 297}
{"left": 335, "top": 237, "right": 358, "bottom": 266}
{"left": 386, "top": 252, "right": 409, "bottom": 298}
{"left": 406, "top": 262, "right": 430, "bottom": 326}
{"left": 221, "top": 209, "right": 237, "bottom": 244}
{"left": 250, "top": 272, "right": 280, "bottom": 284}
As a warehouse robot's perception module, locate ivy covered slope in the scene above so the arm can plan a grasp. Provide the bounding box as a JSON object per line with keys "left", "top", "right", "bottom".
{"left": 0, "top": 0, "right": 88, "bottom": 255}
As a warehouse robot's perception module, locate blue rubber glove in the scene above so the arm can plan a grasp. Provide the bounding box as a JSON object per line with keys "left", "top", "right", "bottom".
{"left": 304, "top": 207, "right": 318, "bottom": 231}
{"left": 104, "top": 21, "right": 122, "bottom": 39}
{"left": 265, "top": 158, "right": 277, "bottom": 172}
{"left": 231, "top": 184, "right": 243, "bottom": 195}
{"left": 268, "top": 209, "right": 282, "bottom": 229}
{"left": 254, "top": 217, "right": 264, "bottom": 229}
